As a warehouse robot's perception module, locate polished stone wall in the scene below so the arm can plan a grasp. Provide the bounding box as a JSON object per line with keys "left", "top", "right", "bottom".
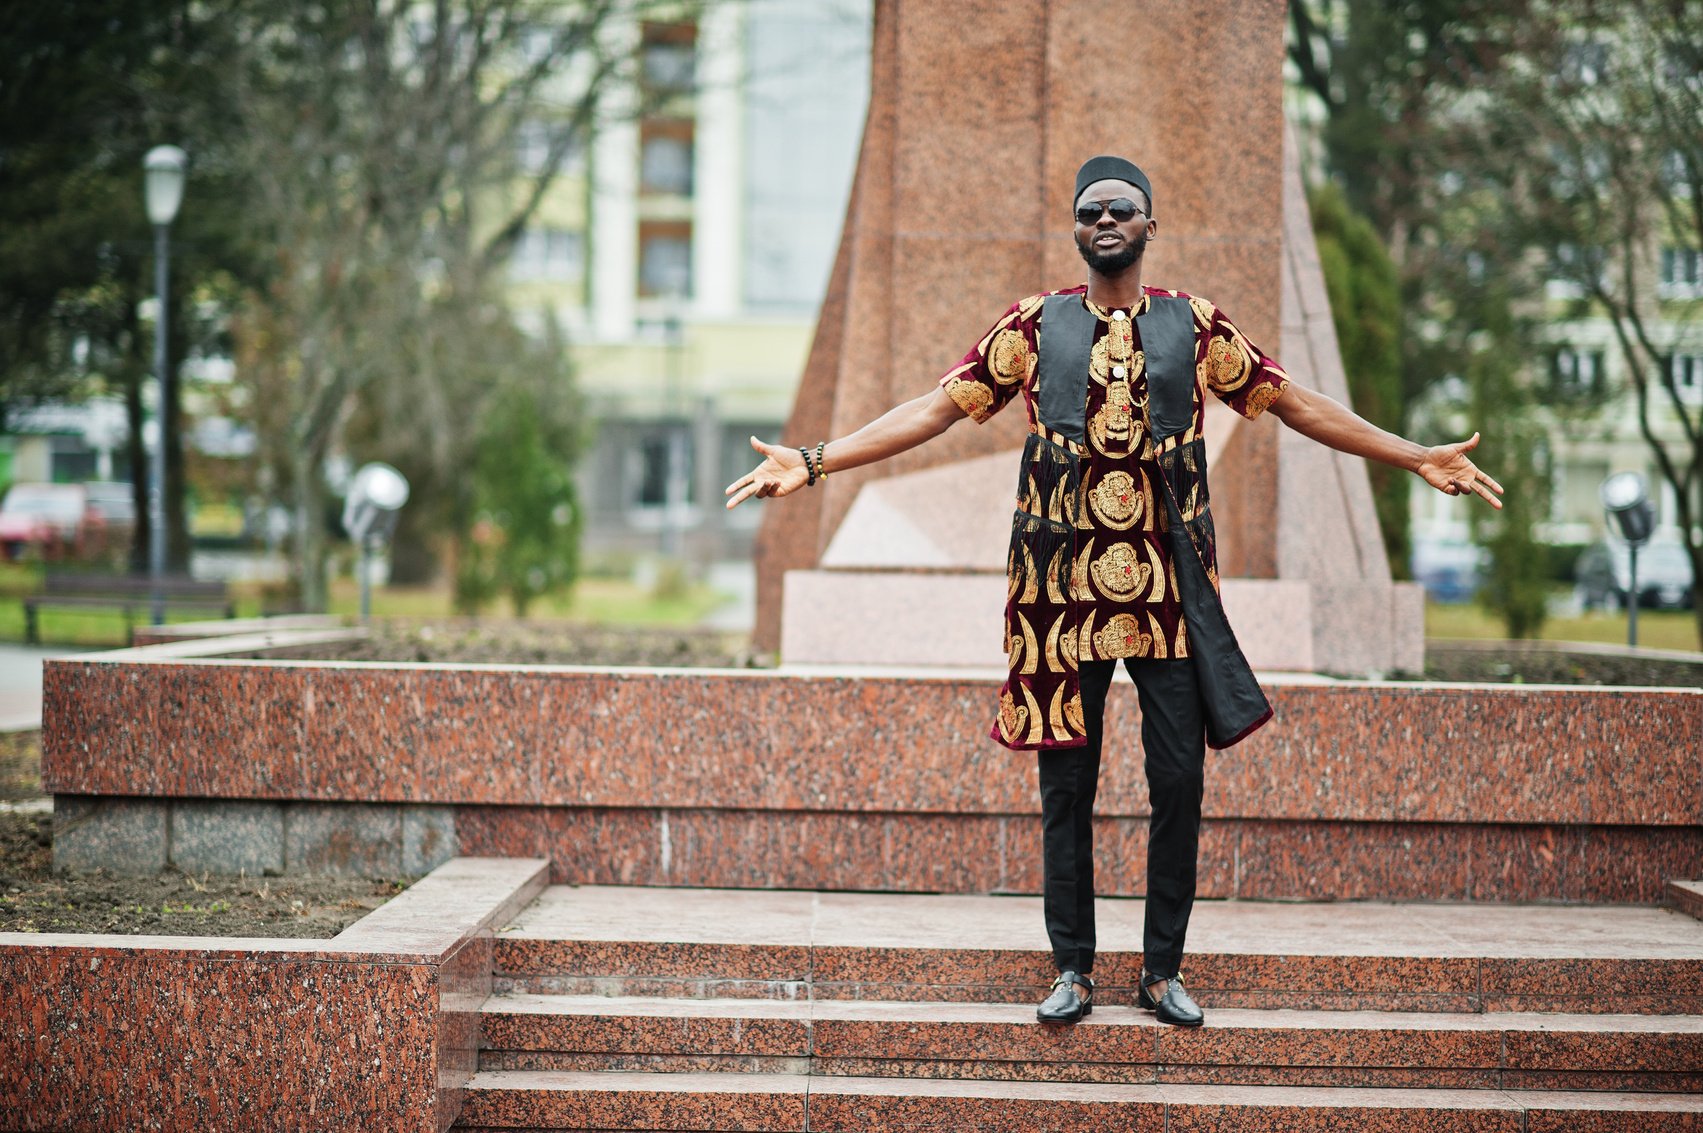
{"left": 0, "top": 856, "right": 547, "bottom": 1133}
{"left": 42, "top": 656, "right": 1702, "bottom": 902}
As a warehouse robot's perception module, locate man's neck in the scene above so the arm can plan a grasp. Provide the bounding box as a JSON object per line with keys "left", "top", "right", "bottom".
{"left": 1085, "top": 265, "right": 1146, "bottom": 309}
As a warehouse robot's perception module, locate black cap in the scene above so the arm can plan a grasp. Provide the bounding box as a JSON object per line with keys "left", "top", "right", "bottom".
{"left": 1074, "top": 155, "right": 1152, "bottom": 216}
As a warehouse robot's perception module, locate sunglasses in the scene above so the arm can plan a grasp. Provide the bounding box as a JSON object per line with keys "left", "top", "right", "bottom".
{"left": 1074, "top": 197, "right": 1146, "bottom": 225}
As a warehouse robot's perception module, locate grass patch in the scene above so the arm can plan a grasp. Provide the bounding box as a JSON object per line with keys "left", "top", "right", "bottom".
{"left": 0, "top": 571, "right": 734, "bottom": 647}
{"left": 1426, "top": 601, "right": 1699, "bottom": 652}
{"left": 0, "top": 730, "right": 41, "bottom": 800}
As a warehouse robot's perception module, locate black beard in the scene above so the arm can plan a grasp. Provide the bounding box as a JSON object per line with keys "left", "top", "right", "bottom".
{"left": 1076, "top": 230, "right": 1146, "bottom": 274}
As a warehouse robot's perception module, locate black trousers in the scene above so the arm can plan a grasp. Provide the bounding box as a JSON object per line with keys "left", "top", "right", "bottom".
{"left": 1036, "top": 657, "right": 1206, "bottom": 980}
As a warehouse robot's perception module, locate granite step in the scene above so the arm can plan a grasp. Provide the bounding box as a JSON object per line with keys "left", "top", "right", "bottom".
{"left": 452, "top": 1072, "right": 1703, "bottom": 1131}
{"left": 476, "top": 993, "right": 1703, "bottom": 1093}
{"left": 1672, "top": 881, "right": 1703, "bottom": 923}
{"left": 492, "top": 886, "right": 1703, "bottom": 1014}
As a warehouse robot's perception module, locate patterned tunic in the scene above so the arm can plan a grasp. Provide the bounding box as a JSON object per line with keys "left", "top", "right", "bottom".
{"left": 938, "top": 285, "right": 1290, "bottom": 747}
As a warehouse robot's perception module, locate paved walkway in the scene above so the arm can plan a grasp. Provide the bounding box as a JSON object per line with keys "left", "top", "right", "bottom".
{"left": 0, "top": 644, "right": 88, "bottom": 732}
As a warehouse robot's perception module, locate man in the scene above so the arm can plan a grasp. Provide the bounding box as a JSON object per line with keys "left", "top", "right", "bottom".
{"left": 725, "top": 155, "right": 1502, "bottom": 1028}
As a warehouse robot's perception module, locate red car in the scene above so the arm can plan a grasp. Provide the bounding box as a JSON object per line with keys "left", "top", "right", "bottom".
{"left": 0, "top": 483, "right": 88, "bottom": 560}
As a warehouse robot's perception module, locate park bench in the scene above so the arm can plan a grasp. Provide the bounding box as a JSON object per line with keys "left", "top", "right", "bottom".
{"left": 22, "top": 571, "right": 235, "bottom": 645}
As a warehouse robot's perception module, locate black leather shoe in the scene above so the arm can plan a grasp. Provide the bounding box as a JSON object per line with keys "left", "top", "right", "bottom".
{"left": 1138, "top": 970, "right": 1203, "bottom": 1027}
{"left": 1036, "top": 970, "right": 1094, "bottom": 1023}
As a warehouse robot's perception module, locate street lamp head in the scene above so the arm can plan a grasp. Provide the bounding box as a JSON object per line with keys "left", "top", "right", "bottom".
{"left": 342, "top": 462, "right": 411, "bottom": 544}
{"left": 1600, "top": 470, "right": 1655, "bottom": 547}
{"left": 143, "top": 145, "right": 188, "bottom": 226}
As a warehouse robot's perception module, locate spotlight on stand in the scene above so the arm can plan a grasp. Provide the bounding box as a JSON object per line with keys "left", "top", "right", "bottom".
{"left": 342, "top": 462, "right": 410, "bottom": 621}
{"left": 1600, "top": 471, "right": 1654, "bottom": 647}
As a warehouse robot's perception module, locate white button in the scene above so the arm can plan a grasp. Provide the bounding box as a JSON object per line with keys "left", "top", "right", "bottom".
{"left": 1112, "top": 366, "right": 1127, "bottom": 379}
{"left": 1111, "top": 310, "right": 1127, "bottom": 321}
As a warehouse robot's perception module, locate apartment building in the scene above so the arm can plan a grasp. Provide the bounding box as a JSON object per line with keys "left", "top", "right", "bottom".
{"left": 506, "top": 0, "right": 872, "bottom": 565}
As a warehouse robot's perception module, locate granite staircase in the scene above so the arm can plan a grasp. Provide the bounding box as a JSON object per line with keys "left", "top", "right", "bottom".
{"left": 453, "top": 886, "right": 1703, "bottom": 1131}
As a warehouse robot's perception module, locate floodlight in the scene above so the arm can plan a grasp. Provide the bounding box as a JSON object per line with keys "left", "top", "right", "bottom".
{"left": 1600, "top": 471, "right": 1654, "bottom": 547}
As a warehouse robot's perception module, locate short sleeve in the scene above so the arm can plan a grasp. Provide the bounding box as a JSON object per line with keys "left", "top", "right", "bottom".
{"left": 939, "top": 294, "right": 1044, "bottom": 423}
{"left": 1190, "top": 299, "right": 1290, "bottom": 420}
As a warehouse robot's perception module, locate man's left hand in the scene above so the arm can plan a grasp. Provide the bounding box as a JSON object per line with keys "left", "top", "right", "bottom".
{"left": 1417, "top": 432, "right": 1504, "bottom": 509}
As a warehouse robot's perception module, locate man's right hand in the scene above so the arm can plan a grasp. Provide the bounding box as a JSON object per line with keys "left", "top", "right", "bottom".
{"left": 724, "top": 437, "right": 811, "bottom": 509}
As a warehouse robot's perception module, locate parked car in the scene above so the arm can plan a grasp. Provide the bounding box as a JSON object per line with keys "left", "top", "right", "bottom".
{"left": 1575, "top": 540, "right": 1695, "bottom": 610}
{"left": 1410, "top": 538, "right": 1487, "bottom": 603}
{"left": 0, "top": 483, "right": 88, "bottom": 560}
{"left": 82, "top": 480, "right": 137, "bottom": 527}
{"left": 78, "top": 480, "right": 137, "bottom": 565}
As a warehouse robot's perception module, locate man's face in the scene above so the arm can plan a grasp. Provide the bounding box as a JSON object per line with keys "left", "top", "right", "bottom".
{"left": 1073, "top": 178, "right": 1155, "bottom": 275}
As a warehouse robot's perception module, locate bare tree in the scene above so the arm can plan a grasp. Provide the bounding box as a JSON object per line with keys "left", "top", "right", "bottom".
{"left": 1490, "top": 1, "right": 1703, "bottom": 638}
{"left": 227, "top": 0, "right": 698, "bottom": 609}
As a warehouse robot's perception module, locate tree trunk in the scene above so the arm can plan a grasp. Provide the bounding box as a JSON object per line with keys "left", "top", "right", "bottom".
{"left": 291, "top": 444, "right": 327, "bottom": 612}
{"left": 123, "top": 300, "right": 150, "bottom": 577}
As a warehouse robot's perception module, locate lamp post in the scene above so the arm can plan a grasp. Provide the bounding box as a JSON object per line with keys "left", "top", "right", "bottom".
{"left": 341, "top": 463, "right": 410, "bottom": 621}
{"left": 143, "top": 145, "right": 187, "bottom": 624}
{"left": 1600, "top": 471, "right": 1655, "bottom": 647}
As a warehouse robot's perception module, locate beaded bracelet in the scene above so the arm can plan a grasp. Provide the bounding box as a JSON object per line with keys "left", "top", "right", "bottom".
{"left": 815, "top": 441, "right": 828, "bottom": 481}
{"left": 799, "top": 446, "right": 818, "bottom": 487}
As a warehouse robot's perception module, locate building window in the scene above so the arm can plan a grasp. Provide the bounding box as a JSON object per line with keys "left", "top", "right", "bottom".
{"left": 1673, "top": 352, "right": 1703, "bottom": 405}
{"left": 516, "top": 120, "right": 583, "bottom": 176}
{"left": 641, "top": 22, "right": 696, "bottom": 95}
{"left": 1546, "top": 243, "right": 1604, "bottom": 300}
{"left": 1662, "top": 150, "right": 1695, "bottom": 199}
{"left": 640, "top": 127, "right": 694, "bottom": 196}
{"left": 634, "top": 434, "right": 670, "bottom": 507}
{"left": 1551, "top": 346, "right": 1605, "bottom": 398}
{"left": 1659, "top": 247, "right": 1703, "bottom": 300}
{"left": 509, "top": 228, "right": 584, "bottom": 283}
{"left": 638, "top": 222, "right": 692, "bottom": 297}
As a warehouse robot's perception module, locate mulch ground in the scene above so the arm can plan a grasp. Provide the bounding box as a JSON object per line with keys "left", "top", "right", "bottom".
{"left": 268, "top": 618, "right": 764, "bottom": 669}
{"left": 0, "top": 807, "right": 402, "bottom": 938}
{"left": 1, "top": 729, "right": 403, "bottom": 938}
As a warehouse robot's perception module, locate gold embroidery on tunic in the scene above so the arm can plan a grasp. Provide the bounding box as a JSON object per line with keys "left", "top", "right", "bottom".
{"left": 1017, "top": 292, "right": 1046, "bottom": 320}
{"left": 1093, "top": 612, "right": 1152, "bottom": 658}
{"left": 1044, "top": 612, "right": 1067, "bottom": 673}
{"left": 1189, "top": 296, "right": 1215, "bottom": 326}
{"left": 1244, "top": 379, "right": 1287, "bottom": 417}
{"left": 1202, "top": 335, "right": 1250, "bottom": 394}
{"left": 1017, "top": 612, "right": 1039, "bottom": 675}
{"left": 1021, "top": 683, "right": 1044, "bottom": 745}
{"left": 1078, "top": 610, "right": 1096, "bottom": 659}
{"left": 1089, "top": 338, "right": 1110, "bottom": 385}
{"left": 1088, "top": 471, "right": 1142, "bottom": 530}
{"left": 997, "top": 690, "right": 1028, "bottom": 745}
{"left": 1045, "top": 547, "right": 1068, "bottom": 605}
{"left": 990, "top": 328, "right": 1031, "bottom": 386}
{"left": 1063, "top": 691, "right": 1084, "bottom": 732}
{"left": 1071, "top": 540, "right": 1095, "bottom": 601}
{"left": 1145, "top": 541, "right": 1167, "bottom": 598}
{"left": 1088, "top": 379, "right": 1137, "bottom": 455}
{"left": 1046, "top": 477, "right": 1074, "bottom": 525}
{"left": 1147, "top": 612, "right": 1169, "bottom": 659}
{"left": 1181, "top": 483, "right": 1201, "bottom": 522}
{"left": 1018, "top": 545, "right": 1039, "bottom": 605}
{"left": 1176, "top": 619, "right": 1190, "bottom": 658}
{"left": 946, "top": 376, "right": 993, "bottom": 420}
{"left": 1090, "top": 542, "right": 1151, "bottom": 602}
{"left": 1138, "top": 469, "right": 1157, "bottom": 531}
{"left": 1048, "top": 684, "right": 1070, "bottom": 739}
{"left": 1060, "top": 623, "right": 1078, "bottom": 670}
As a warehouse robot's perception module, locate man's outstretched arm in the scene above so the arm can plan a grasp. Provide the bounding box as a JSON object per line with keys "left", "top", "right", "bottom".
{"left": 1267, "top": 382, "right": 1505, "bottom": 508}
{"left": 724, "top": 386, "right": 967, "bottom": 509}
